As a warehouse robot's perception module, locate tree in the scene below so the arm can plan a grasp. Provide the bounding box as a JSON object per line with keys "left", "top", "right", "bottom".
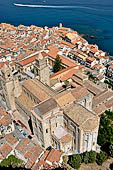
{"left": 105, "top": 110, "right": 113, "bottom": 121}
{"left": 109, "top": 143, "right": 113, "bottom": 157}
{"left": 80, "top": 154, "right": 84, "bottom": 163}
{"left": 104, "top": 80, "right": 109, "bottom": 84}
{"left": 63, "top": 80, "right": 69, "bottom": 88}
{"left": 86, "top": 71, "right": 90, "bottom": 75}
{"left": 53, "top": 55, "right": 62, "bottom": 73}
{"left": 69, "top": 154, "right": 81, "bottom": 169}
{"left": 88, "top": 73, "right": 94, "bottom": 80}
{"left": 88, "top": 151, "right": 97, "bottom": 163}
{"left": 31, "top": 68, "right": 34, "bottom": 73}
{"left": 97, "top": 111, "right": 113, "bottom": 154}
{"left": 0, "top": 155, "right": 23, "bottom": 168}
{"left": 83, "top": 152, "right": 89, "bottom": 164}
{"left": 96, "top": 151, "right": 107, "bottom": 166}
{"left": 62, "top": 155, "right": 68, "bottom": 164}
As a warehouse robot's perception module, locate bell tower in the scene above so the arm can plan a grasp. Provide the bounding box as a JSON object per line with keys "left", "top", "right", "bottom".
{"left": 34, "top": 52, "right": 50, "bottom": 86}
{"left": 0, "top": 64, "right": 16, "bottom": 111}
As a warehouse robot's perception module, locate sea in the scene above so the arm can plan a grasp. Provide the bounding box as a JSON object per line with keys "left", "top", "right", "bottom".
{"left": 0, "top": 0, "right": 113, "bottom": 56}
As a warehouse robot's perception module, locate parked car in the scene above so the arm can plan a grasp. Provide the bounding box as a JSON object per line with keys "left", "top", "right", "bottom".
{"left": 28, "top": 135, "right": 32, "bottom": 139}
{"left": 23, "top": 132, "right": 28, "bottom": 137}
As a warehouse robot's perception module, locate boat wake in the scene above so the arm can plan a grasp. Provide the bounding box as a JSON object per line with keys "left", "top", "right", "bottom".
{"left": 13, "top": 3, "right": 105, "bottom": 11}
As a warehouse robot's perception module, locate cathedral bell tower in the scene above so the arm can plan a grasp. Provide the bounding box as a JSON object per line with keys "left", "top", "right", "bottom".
{"left": 34, "top": 52, "right": 50, "bottom": 86}
{"left": 0, "top": 64, "right": 16, "bottom": 111}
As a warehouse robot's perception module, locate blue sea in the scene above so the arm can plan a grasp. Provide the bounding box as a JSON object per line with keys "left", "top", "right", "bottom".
{"left": 0, "top": 0, "right": 113, "bottom": 56}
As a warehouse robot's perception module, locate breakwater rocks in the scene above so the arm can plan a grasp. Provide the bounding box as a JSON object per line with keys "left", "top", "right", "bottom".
{"left": 80, "top": 33, "right": 97, "bottom": 39}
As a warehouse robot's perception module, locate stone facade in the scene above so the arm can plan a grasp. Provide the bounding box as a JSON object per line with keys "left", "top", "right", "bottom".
{"left": 34, "top": 52, "right": 50, "bottom": 86}
{"left": 0, "top": 65, "right": 100, "bottom": 154}
{"left": 31, "top": 99, "right": 99, "bottom": 154}
{"left": 0, "top": 64, "right": 16, "bottom": 111}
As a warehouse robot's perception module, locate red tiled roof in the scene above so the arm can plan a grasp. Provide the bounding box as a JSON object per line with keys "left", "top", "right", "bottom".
{"left": 61, "top": 40, "right": 75, "bottom": 48}
{"left": 48, "top": 48, "right": 77, "bottom": 67}
{"left": 86, "top": 56, "right": 95, "bottom": 62}
{"left": 72, "top": 40, "right": 79, "bottom": 44}
{"left": 5, "top": 134, "right": 18, "bottom": 146}
{"left": 17, "top": 54, "right": 37, "bottom": 66}
{"left": 46, "top": 149, "right": 62, "bottom": 163}
{"left": 17, "top": 52, "right": 47, "bottom": 66}
{"left": 33, "top": 149, "right": 62, "bottom": 170}
{"left": 0, "top": 61, "right": 9, "bottom": 69}
{"left": 0, "top": 143, "right": 12, "bottom": 158}
{"left": 90, "top": 48, "right": 98, "bottom": 53}
{"left": 60, "top": 68, "right": 78, "bottom": 82}
{"left": 110, "top": 65, "right": 113, "bottom": 69}
{"left": 50, "top": 66, "right": 75, "bottom": 79}
{"left": 16, "top": 138, "right": 43, "bottom": 169}
{"left": 97, "top": 56, "right": 103, "bottom": 60}
{"left": 59, "top": 55, "right": 77, "bottom": 67}
{"left": 0, "top": 114, "right": 12, "bottom": 126}
{"left": 48, "top": 46, "right": 60, "bottom": 58}
{"left": 92, "top": 64, "right": 103, "bottom": 69}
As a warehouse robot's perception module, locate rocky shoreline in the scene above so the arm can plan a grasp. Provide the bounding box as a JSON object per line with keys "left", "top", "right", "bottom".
{"left": 80, "top": 33, "right": 97, "bottom": 39}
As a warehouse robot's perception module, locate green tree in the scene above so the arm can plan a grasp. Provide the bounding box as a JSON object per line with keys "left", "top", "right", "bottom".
{"left": 53, "top": 55, "right": 62, "bottom": 73}
{"left": 104, "top": 80, "right": 109, "bottom": 84}
{"left": 88, "top": 151, "right": 97, "bottom": 163}
{"left": 88, "top": 73, "right": 94, "bottom": 80}
{"left": 83, "top": 152, "right": 89, "bottom": 164}
{"left": 31, "top": 68, "right": 34, "bottom": 73}
{"left": 109, "top": 143, "right": 113, "bottom": 157}
{"left": 62, "top": 155, "right": 68, "bottom": 164}
{"left": 0, "top": 155, "right": 23, "bottom": 167}
{"left": 0, "top": 158, "right": 10, "bottom": 167}
{"left": 96, "top": 151, "right": 107, "bottom": 166}
{"left": 64, "top": 80, "right": 69, "bottom": 88}
{"left": 97, "top": 111, "right": 113, "bottom": 154}
{"left": 86, "top": 71, "right": 90, "bottom": 75}
{"left": 98, "top": 114, "right": 111, "bottom": 146}
{"left": 105, "top": 110, "right": 113, "bottom": 121}
{"left": 69, "top": 154, "right": 81, "bottom": 169}
{"left": 80, "top": 153, "right": 84, "bottom": 163}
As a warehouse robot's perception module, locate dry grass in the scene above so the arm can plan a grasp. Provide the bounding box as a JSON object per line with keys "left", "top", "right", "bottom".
{"left": 79, "top": 158, "right": 113, "bottom": 170}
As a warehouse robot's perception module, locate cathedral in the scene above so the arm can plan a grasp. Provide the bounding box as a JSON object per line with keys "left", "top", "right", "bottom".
{"left": 0, "top": 51, "right": 100, "bottom": 154}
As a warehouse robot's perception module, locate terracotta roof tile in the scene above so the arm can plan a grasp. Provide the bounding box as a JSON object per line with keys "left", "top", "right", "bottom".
{"left": 0, "top": 143, "right": 12, "bottom": 158}
{"left": 46, "top": 149, "right": 62, "bottom": 163}
{"left": 17, "top": 54, "right": 37, "bottom": 66}
{"left": 5, "top": 134, "right": 18, "bottom": 146}
{"left": 22, "top": 79, "right": 51, "bottom": 102}
{"left": 55, "top": 91, "right": 75, "bottom": 107}
{"left": 86, "top": 56, "right": 95, "bottom": 62}
{"left": 105, "top": 98, "right": 113, "bottom": 108}
{"left": 61, "top": 133, "right": 72, "bottom": 143}
{"left": 64, "top": 103, "right": 98, "bottom": 131}
{"left": 61, "top": 40, "right": 75, "bottom": 48}
{"left": 0, "top": 115, "right": 12, "bottom": 126}
{"left": 60, "top": 68, "right": 78, "bottom": 81}
{"left": 71, "top": 86, "right": 89, "bottom": 101}
{"left": 93, "top": 104, "right": 107, "bottom": 115}
{"left": 50, "top": 66, "right": 75, "bottom": 79}
{"left": 0, "top": 61, "right": 9, "bottom": 69}
{"left": 34, "top": 98, "right": 57, "bottom": 116}
{"left": 90, "top": 48, "right": 98, "bottom": 53}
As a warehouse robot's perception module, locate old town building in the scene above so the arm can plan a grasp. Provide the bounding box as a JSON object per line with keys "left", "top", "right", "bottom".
{"left": 0, "top": 63, "right": 101, "bottom": 154}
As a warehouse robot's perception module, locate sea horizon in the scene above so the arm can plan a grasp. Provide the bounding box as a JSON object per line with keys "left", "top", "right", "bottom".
{"left": 1, "top": 0, "right": 113, "bottom": 56}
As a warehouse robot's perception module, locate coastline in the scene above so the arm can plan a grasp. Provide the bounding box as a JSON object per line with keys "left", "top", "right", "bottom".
{"left": 1, "top": 21, "right": 112, "bottom": 58}
{"left": 1, "top": 0, "right": 113, "bottom": 56}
